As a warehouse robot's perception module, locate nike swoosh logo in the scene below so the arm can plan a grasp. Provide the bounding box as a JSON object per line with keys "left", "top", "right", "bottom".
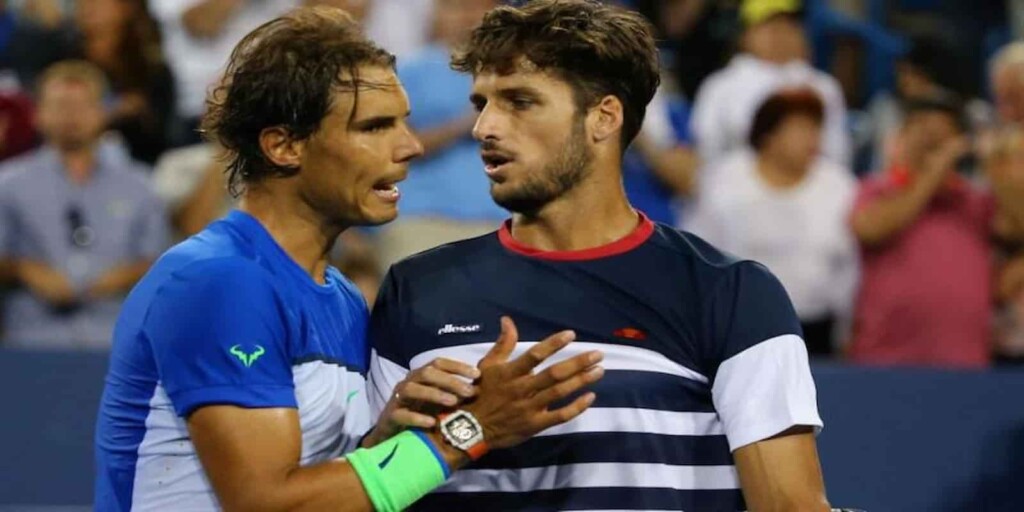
{"left": 378, "top": 443, "right": 399, "bottom": 469}
{"left": 346, "top": 390, "right": 359, "bottom": 404}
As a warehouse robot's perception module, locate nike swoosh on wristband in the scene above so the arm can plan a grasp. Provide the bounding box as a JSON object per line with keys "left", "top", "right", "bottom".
{"left": 378, "top": 443, "right": 400, "bottom": 469}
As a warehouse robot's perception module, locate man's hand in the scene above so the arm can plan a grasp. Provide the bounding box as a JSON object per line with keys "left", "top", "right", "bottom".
{"left": 364, "top": 358, "right": 480, "bottom": 447}
{"left": 15, "top": 260, "right": 78, "bottom": 307}
{"left": 465, "top": 316, "right": 604, "bottom": 450}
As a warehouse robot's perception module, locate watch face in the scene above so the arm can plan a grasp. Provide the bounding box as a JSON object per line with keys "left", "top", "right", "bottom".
{"left": 450, "top": 417, "right": 477, "bottom": 442}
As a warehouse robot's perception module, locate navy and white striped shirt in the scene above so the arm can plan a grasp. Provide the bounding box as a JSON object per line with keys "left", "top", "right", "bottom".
{"left": 368, "top": 214, "right": 822, "bottom": 511}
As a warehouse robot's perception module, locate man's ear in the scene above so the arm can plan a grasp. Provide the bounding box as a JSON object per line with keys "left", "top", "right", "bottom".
{"left": 259, "top": 126, "right": 304, "bottom": 169}
{"left": 590, "top": 95, "right": 624, "bottom": 144}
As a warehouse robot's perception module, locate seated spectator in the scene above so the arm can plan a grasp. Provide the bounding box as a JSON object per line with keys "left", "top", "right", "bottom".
{"left": 691, "top": 0, "right": 850, "bottom": 168}
{"left": 848, "top": 94, "right": 1001, "bottom": 368}
{"left": 687, "top": 88, "right": 858, "bottom": 355}
{"left": 0, "top": 61, "right": 168, "bottom": 349}
{"left": 375, "top": 0, "right": 501, "bottom": 269}
{"left": 150, "top": 0, "right": 295, "bottom": 147}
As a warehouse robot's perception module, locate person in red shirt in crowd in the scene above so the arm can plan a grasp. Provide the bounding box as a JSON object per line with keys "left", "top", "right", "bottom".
{"left": 848, "top": 93, "right": 1023, "bottom": 368}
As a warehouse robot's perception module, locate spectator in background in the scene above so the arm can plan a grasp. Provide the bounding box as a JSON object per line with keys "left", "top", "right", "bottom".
{"left": 150, "top": 0, "right": 294, "bottom": 147}
{"left": 74, "top": 0, "right": 175, "bottom": 165}
{"left": 0, "top": 61, "right": 168, "bottom": 349}
{"left": 848, "top": 95, "right": 998, "bottom": 368}
{"left": 375, "top": 0, "right": 501, "bottom": 269}
{"left": 363, "top": 0, "right": 433, "bottom": 59}
{"left": 865, "top": 33, "right": 958, "bottom": 172}
{"left": 990, "top": 41, "right": 1024, "bottom": 125}
{"left": 691, "top": 0, "right": 850, "bottom": 168}
{"left": 986, "top": 126, "right": 1024, "bottom": 364}
{"left": 688, "top": 88, "right": 857, "bottom": 355}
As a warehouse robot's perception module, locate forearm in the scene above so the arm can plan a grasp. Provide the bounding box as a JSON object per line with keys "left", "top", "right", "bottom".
{"left": 634, "top": 136, "right": 697, "bottom": 196}
{"left": 87, "top": 260, "right": 153, "bottom": 298}
{"left": 182, "top": 0, "right": 244, "bottom": 39}
{"left": 852, "top": 178, "right": 941, "bottom": 246}
{"left": 221, "top": 430, "right": 466, "bottom": 512}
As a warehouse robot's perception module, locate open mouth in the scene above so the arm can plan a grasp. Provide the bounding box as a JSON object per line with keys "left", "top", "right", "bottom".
{"left": 372, "top": 180, "right": 401, "bottom": 202}
{"left": 482, "top": 152, "right": 514, "bottom": 176}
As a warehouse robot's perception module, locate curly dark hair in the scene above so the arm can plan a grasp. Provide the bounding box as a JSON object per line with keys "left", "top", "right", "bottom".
{"left": 451, "top": 0, "right": 660, "bottom": 150}
{"left": 202, "top": 6, "right": 396, "bottom": 195}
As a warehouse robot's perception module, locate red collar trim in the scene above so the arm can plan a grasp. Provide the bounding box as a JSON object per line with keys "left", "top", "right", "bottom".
{"left": 498, "top": 212, "right": 655, "bottom": 261}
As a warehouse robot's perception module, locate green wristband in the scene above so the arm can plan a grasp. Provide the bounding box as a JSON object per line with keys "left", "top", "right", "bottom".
{"left": 347, "top": 430, "right": 449, "bottom": 512}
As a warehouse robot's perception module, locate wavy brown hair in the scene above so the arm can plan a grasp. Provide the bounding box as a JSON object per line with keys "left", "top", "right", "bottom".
{"left": 202, "top": 6, "right": 396, "bottom": 195}
{"left": 451, "top": 0, "right": 660, "bottom": 150}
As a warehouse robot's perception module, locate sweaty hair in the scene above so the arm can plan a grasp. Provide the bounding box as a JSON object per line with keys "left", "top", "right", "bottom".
{"left": 451, "top": 0, "right": 660, "bottom": 150}
{"left": 202, "top": 6, "right": 396, "bottom": 195}
{"left": 749, "top": 88, "right": 825, "bottom": 151}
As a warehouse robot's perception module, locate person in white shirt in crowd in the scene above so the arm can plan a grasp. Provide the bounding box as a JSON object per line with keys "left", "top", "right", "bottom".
{"left": 687, "top": 88, "right": 858, "bottom": 356}
{"left": 150, "top": 0, "right": 296, "bottom": 147}
{"left": 691, "top": 0, "right": 850, "bottom": 169}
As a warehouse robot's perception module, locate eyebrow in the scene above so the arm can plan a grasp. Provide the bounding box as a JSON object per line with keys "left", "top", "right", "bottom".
{"left": 470, "top": 86, "right": 545, "bottom": 105}
{"left": 350, "top": 111, "right": 411, "bottom": 129}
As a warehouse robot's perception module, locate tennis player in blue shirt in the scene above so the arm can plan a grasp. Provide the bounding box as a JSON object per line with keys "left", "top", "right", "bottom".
{"left": 93, "top": 7, "right": 604, "bottom": 511}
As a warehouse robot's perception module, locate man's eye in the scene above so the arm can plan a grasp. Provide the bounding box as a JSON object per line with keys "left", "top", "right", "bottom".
{"left": 511, "top": 99, "right": 533, "bottom": 110}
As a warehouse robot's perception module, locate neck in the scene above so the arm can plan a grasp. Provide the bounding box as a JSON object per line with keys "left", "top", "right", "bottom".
{"left": 61, "top": 145, "right": 97, "bottom": 185}
{"left": 238, "top": 186, "right": 346, "bottom": 285}
{"left": 509, "top": 161, "right": 637, "bottom": 252}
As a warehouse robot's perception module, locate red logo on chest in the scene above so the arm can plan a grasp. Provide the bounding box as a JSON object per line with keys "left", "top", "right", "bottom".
{"left": 613, "top": 327, "right": 647, "bottom": 341}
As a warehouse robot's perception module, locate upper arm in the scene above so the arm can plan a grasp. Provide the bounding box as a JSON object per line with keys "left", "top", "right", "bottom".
{"left": 733, "top": 427, "right": 830, "bottom": 512}
{"left": 366, "top": 270, "right": 411, "bottom": 416}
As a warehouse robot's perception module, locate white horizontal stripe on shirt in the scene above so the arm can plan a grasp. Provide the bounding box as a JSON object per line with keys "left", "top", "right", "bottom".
{"left": 410, "top": 341, "right": 708, "bottom": 384}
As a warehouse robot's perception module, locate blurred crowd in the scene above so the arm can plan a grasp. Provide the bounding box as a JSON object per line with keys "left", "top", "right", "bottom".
{"left": 0, "top": 0, "right": 1022, "bottom": 370}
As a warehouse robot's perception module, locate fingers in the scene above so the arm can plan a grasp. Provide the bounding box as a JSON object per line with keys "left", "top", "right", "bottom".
{"left": 479, "top": 316, "right": 518, "bottom": 368}
{"left": 527, "top": 350, "right": 603, "bottom": 392}
{"left": 397, "top": 381, "right": 460, "bottom": 408}
{"left": 529, "top": 365, "right": 604, "bottom": 409}
{"left": 505, "top": 329, "right": 576, "bottom": 376}
{"left": 534, "top": 392, "right": 598, "bottom": 432}
{"left": 410, "top": 361, "right": 478, "bottom": 399}
{"left": 387, "top": 407, "right": 437, "bottom": 429}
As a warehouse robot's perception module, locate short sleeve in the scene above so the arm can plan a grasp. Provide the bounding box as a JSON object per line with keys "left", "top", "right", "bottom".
{"left": 705, "top": 262, "right": 823, "bottom": 452}
{"left": 366, "top": 270, "right": 411, "bottom": 417}
{"left": 144, "top": 258, "right": 296, "bottom": 417}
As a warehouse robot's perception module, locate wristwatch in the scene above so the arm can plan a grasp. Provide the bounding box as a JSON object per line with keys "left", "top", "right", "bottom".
{"left": 438, "top": 409, "right": 489, "bottom": 460}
